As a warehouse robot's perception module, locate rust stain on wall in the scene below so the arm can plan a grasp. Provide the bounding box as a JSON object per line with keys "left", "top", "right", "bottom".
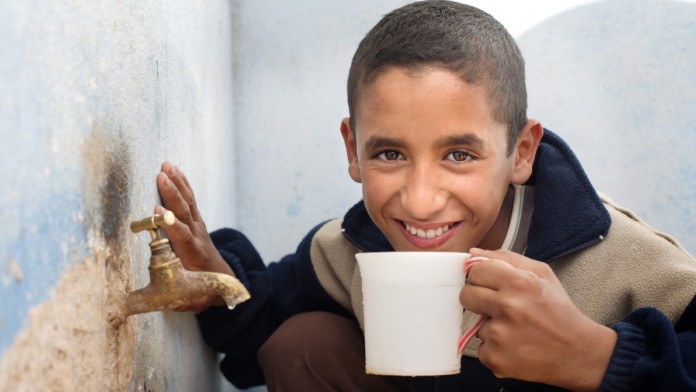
{"left": 84, "top": 125, "right": 132, "bottom": 258}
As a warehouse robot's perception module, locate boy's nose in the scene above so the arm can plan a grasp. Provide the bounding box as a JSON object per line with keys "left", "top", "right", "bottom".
{"left": 400, "top": 169, "right": 447, "bottom": 220}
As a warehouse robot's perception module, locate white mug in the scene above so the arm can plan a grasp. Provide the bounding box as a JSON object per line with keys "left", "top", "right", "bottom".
{"left": 357, "top": 251, "right": 474, "bottom": 376}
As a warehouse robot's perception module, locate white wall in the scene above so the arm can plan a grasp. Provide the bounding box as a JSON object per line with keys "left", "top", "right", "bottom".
{"left": 521, "top": 0, "right": 696, "bottom": 250}
{"left": 234, "top": 0, "right": 696, "bottom": 267}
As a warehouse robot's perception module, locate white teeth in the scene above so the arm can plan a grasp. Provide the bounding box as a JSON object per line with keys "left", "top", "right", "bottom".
{"left": 404, "top": 223, "right": 451, "bottom": 239}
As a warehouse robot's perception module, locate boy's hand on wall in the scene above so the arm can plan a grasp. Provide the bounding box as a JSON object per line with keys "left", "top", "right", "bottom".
{"left": 155, "top": 161, "right": 236, "bottom": 312}
{"left": 460, "top": 249, "right": 617, "bottom": 391}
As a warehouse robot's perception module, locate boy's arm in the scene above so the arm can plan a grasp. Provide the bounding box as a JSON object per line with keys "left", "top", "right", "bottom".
{"left": 600, "top": 302, "right": 696, "bottom": 391}
{"left": 195, "top": 224, "right": 350, "bottom": 388}
{"left": 156, "top": 161, "right": 350, "bottom": 388}
{"left": 156, "top": 161, "right": 235, "bottom": 311}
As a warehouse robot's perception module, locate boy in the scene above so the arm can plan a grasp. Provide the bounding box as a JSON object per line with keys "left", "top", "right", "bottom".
{"left": 156, "top": 1, "right": 696, "bottom": 391}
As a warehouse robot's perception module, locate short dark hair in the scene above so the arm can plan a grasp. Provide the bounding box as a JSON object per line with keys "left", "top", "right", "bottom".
{"left": 347, "top": 0, "right": 527, "bottom": 155}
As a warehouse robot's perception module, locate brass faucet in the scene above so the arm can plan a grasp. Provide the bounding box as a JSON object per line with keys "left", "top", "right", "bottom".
{"left": 110, "top": 212, "right": 250, "bottom": 327}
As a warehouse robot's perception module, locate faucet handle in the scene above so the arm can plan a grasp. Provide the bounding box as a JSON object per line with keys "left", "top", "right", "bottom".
{"left": 130, "top": 212, "right": 176, "bottom": 243}
{"left": 130, "top": 211, "right": 176, "bottom": 233}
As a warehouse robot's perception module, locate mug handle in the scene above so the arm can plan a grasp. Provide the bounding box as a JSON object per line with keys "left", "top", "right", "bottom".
{"left": 457, "top": 257, "right": 488, "bottom": 357}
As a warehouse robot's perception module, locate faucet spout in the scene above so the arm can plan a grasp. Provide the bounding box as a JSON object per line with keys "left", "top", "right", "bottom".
{"left": 109, "top": 213, "right": 250, "bottom": 327}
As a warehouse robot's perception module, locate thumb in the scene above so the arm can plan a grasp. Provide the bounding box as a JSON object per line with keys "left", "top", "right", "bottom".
{"left": 470, "top": 248, "right": 550, "bottom": 277}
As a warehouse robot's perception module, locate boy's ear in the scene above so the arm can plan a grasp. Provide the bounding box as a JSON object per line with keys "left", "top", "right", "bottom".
{"left": 510, "top": 120, "right": 544, "bottom": 184}
{"left": 340, "top": 117, "right": 363, "bottom": 183}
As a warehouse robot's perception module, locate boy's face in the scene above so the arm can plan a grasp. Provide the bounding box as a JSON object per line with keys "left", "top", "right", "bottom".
{"left": 341, "top": 67, "right": 540, "bottom": 252}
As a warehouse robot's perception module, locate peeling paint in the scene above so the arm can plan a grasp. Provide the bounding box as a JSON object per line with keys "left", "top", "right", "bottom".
{"left": 0, "top": 237, "right": 136, "bottom": 392}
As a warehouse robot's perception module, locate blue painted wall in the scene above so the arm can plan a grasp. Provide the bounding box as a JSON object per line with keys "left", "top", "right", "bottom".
{"left": 0, "top": 1, "right": 235, "bottom": 390}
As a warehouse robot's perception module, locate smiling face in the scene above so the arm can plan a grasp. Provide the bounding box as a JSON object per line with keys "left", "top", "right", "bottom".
{"left": 341, "top": 66, "right": 541, "bottom": 252}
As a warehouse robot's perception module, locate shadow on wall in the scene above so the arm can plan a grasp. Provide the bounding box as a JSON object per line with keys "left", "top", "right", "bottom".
{"left": 520, "top": 0, "right": 696, "bottom": 255}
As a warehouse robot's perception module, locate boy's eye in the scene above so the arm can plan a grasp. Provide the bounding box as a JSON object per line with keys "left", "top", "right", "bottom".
{"left": 377, "top": 151, "right": 404, "bottom": 161}
{"left": 445, "top": 150, "right": 472, "bottom": 162}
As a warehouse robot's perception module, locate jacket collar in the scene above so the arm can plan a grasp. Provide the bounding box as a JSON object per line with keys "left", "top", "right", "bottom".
{"left": 524, "top": 129, "right": 610, "bottom": 261}
{"left": 341, "top": 129, "right": 611, "bottom": 262}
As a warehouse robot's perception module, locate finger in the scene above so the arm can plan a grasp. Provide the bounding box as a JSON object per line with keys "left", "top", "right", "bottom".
{"left": 160, "top": 163, "right": 195, "bottom": 217}
{"left": 154, "top": 205, "right": 194, "bottom": 249}
{"left": 465, "top": 257, "right": 522, "bottom": 291}
{"left": 463, "top": 256, "right": 489, "bottom": 275}
{"left": 474, "top": 317, "right": 506, "bottom": 348}
{"left": 459, "top": 283, "right": 497, "bottom": 317}
{"left": 471, "top": 248, "right": 552, "bottom": 278}
{"left": 175, "top": 165, "right": 195, "bottom": 201}
{"left": 473, "top": 320, "right": 496, "bottom": 369}
{"left": 157, "top": 171, "right": 194, "bottom": 225}
{"left": 463, "top": 260, "right": 548, "bottom": 319}
{"left": 161, "top": 162, "right": 201, "bottom": 222}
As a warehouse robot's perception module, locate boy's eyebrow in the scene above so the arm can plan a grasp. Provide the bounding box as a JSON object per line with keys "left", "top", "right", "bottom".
{"left": 362, "top": 134, "right": 487, "bottom": 152}
{"left": 436, "top": 134, "right": 486, "bottom": 150}
{"left": 362, "top": 136, "right": 406, "bottom": 152}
